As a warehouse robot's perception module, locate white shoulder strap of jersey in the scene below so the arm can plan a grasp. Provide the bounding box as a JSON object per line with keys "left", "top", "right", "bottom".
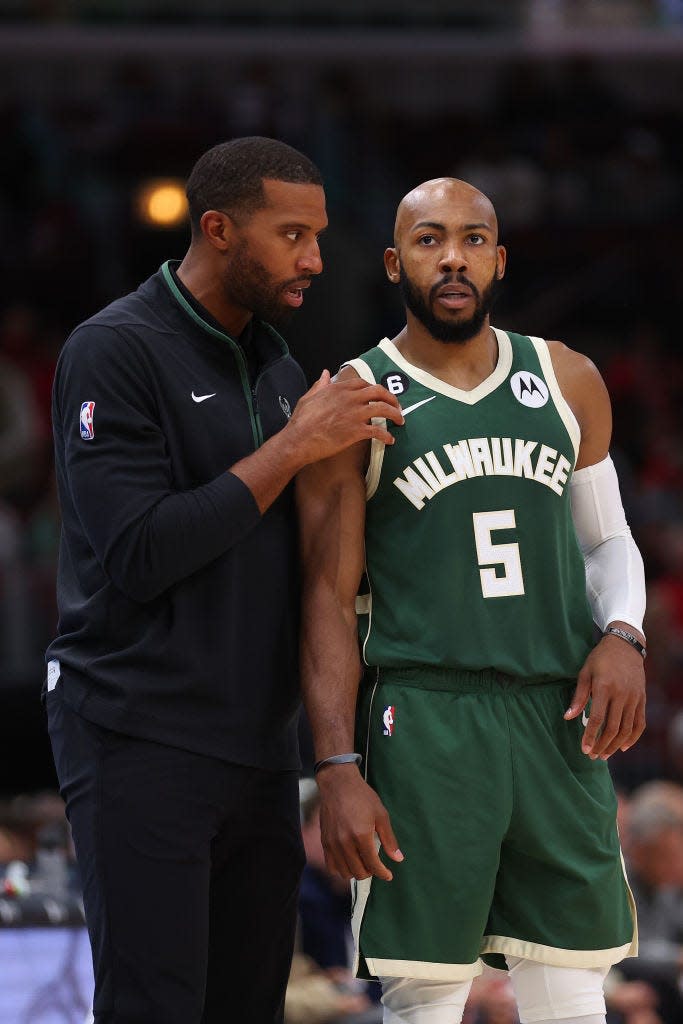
{"left": 528, "top": 336, "right": 581, "bottom": 463}
{"left": 340, "top": 357, "right": 385, "bottom": 500}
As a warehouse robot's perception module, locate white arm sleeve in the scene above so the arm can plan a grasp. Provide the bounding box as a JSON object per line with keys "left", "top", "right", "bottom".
{"left": 570, "top": 455, "right": 646, "bottom": 634}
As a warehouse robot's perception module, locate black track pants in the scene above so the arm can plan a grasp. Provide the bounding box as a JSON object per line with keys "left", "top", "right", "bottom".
{"left": 47, "top": 690, "right": 304, "bottom": 1024}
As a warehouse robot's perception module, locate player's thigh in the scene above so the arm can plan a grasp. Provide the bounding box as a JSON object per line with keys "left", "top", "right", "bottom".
{"left": 202, "top": 768, "right": 304, "bottom": 1024}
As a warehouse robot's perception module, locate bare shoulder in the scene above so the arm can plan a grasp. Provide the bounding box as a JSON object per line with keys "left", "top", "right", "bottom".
{"left": 546, "top": 339, "right": 605, "bottom": 392}
{"left": 334, "top": 363, "right": 361, "bottom": 382}
{"left": 546, "top": 340, "right": 612, "bottom": 469}
{"left": 546, "top": 339, "right": 609, "bottom": 416}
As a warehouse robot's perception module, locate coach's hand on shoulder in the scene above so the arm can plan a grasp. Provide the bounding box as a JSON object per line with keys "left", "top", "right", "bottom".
{"left": 564, "top": 625, "right": 646, "bottom": 761}
{"left": 315, "top": 763, "right": 404, "bottom": 882}
{"left": 285, "top": 370, "right": 404, "bottom": 466}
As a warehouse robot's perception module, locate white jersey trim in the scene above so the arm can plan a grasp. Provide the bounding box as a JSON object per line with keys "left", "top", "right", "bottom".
{"left": 343, "top": 356, "right": 374, "bottom": 381}
{"left": 377, "top": 327, "right": 513, "bottom": 405}
{"left": 362, "top": 956, "right": 484, "bottom": 982}
{"left": 341, "top": 357, "right": 385, "bottom": 500}
{"left": 351, "top": 876, "right": 373, "bottom": 978}
{"left": 528, "top": 336, "right": 581, "bottom": 462}
{"left": 351, "top": 669, "right": 381, "bottom": 977}
{"left": 480, "top": 936, "right": 636, "bottom": 970}
{"left": 358, "top": 588, "right": 374, "bottom": 664}
{"left": 360, "top": 936, "right": 634, "bottom": 982}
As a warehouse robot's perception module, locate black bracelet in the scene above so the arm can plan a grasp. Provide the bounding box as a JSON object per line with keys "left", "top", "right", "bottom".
{"left": 313, "top": 752, "right": 363, "bottom": 774}
{"left": 603, "top": 626, "right": 646, "bottom": 659}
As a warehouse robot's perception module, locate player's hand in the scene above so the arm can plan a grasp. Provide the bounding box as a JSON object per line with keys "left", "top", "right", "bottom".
{"left": 285, "top": 370, "right": 404, "bottom": 466}
{"left": 315, "top": 763, "right": 404, "bottom": 881}
{"left": 564, "top": 631, "right": 646, "bottom": 760}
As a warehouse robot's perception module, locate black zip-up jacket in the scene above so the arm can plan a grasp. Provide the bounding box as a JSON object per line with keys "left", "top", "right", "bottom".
{"left": 46, "top": 262, "right": 308, "bottom": 769}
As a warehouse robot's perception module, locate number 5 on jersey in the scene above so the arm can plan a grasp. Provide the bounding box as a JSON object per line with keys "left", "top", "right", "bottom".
{"left": 472, "top": 510, "right": 525, "bottom": 599}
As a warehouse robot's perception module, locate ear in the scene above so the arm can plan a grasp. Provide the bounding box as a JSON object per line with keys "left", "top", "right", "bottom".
{"left": 384, "top": 247, "right": 401, "bottom": 284}
{"left": 199, "top": 210, "right": 235, "bottom": 252}
{"left": 496, "top": 244, "right": 507, "bottom": 281}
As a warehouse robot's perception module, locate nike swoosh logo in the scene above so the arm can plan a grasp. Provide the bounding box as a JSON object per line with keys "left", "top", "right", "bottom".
{"left": 192, "top": 392, "right": 217, "bottom": 403}
{"left": 401, "top": 396, "right": 437, "bottom": 417}
{"left": 582, "top": 710, "right": 590, "bottom": 727}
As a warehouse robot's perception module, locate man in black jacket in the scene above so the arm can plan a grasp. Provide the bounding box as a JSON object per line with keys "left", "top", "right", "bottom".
{"left": 46, "top": 136, "right": 403, "bottom": 1024}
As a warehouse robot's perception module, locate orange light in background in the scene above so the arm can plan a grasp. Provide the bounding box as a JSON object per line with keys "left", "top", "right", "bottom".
{"left": 136, "top": 179, "right": 188, "bottom": 228}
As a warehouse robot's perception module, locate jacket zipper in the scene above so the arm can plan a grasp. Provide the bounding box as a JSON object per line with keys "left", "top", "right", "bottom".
{"left": 229, "top": 341, "right": 262, "bottom": 450}
{"left": 251, "top": 384, "right": 264, "bottom": 447}
{"left": 160, "top": 262, "right": 263, "bottom": 450}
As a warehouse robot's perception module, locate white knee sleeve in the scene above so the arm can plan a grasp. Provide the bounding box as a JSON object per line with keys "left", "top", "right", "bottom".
{"left": 506, "top": 957, "right": 607, "bottom": 1023}
{"left": 379, "top": 976, "right": 473, "bottom": 1024}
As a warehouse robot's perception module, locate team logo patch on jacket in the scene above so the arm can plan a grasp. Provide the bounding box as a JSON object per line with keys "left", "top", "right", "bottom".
{"left": 80, "top": 401, "right": 95, "bottom": 440}
{"left": 383, "top": 705, "right": 395, "bottom": 736}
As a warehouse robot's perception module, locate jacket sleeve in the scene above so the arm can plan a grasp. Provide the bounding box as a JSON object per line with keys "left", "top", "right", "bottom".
{"left": 55, "top": 324, "right": 261, "bottom": 603}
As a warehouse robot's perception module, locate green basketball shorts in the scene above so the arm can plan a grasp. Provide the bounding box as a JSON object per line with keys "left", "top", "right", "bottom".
{"left": 352, "top": 667, "right": 636, "bottom": 982}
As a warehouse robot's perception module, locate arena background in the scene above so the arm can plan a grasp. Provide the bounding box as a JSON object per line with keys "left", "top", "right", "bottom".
{"left": 0, "top": 1, "right": 682, "bottom": 1018}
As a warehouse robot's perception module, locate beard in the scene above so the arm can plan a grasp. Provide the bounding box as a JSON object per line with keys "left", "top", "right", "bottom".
{"left": 399, "top": 265, "right": 499, "bottom": 344}
{"left": 223, "top": 238, "right": 306, "bottom": 328}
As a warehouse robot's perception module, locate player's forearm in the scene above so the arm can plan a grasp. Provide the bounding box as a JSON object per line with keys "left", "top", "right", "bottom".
{"left": 301, "top": 586, "right": 363, "bottom": 760}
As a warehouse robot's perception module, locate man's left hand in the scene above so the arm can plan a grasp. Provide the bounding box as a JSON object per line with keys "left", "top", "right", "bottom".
{"left": 564, "top": 627, "right": 646, "bottom": 759}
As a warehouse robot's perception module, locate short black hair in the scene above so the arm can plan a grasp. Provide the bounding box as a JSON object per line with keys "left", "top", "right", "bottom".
{"left": 186, "top": 136, "right": 323, "bottom": 233}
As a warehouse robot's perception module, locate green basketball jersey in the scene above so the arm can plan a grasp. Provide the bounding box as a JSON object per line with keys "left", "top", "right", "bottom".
{"left": 347, "top": 328, "right": 595, "bottom": 682}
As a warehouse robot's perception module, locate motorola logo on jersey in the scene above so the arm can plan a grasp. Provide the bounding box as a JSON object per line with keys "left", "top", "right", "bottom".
{"left": 380, "top": 371, "right": 410, "bottom": 397}
{"left": 510, "top": 371, "right": 548, "bottom": 408}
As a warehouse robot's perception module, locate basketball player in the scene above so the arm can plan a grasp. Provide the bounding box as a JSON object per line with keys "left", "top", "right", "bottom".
{"left": 298, "top": 178, "right": 646, "bottom": 1024}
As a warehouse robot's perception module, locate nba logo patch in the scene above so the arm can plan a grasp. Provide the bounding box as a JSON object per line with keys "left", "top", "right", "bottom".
{"left": 383, "top": 705, "right": 395, "bottom": 736}
{"left": 80, "top": 401, "right": 95, "bottom": 440}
